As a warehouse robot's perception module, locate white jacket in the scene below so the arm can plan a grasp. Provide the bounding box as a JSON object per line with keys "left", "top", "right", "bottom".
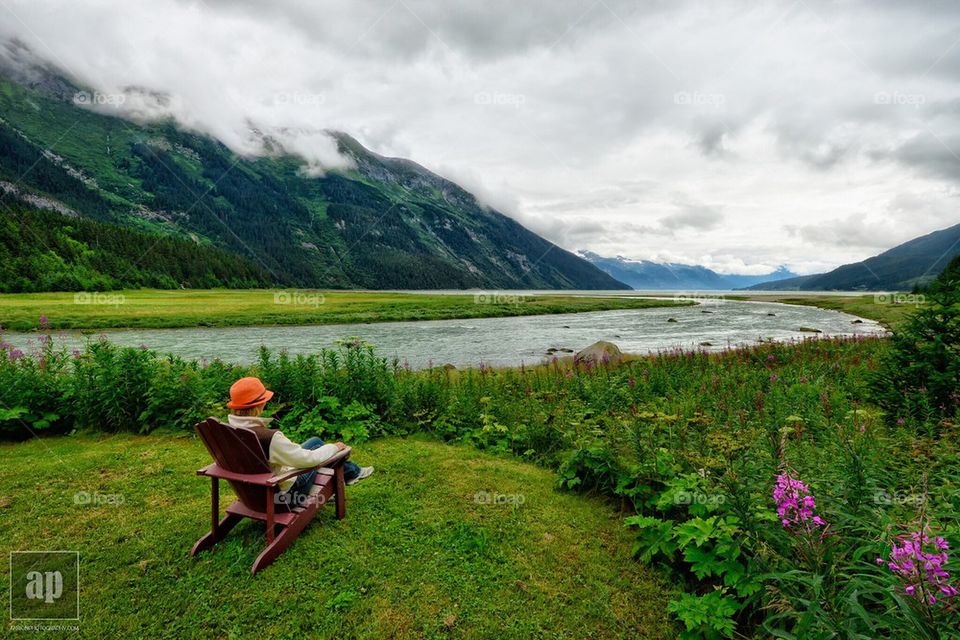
{"left": 226, "top": 414, "right": 339, "bottom": 491}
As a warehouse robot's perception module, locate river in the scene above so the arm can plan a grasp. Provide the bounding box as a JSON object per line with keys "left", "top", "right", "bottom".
{"left": 3, "top": 296, "right": 887, "bottom": 369}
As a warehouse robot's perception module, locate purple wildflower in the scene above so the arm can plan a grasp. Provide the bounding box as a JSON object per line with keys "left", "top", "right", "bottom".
{"left": 879, "top": 529, "right": 959, "bottom": 605}
{"left": 773, "top": 474, "right": 826, "bottom": 531}
{"left": 38, "top": 315, "right": 49, "bottom": 330}
{"left": 8, "top": 348, "right": 24, "bottom": 361}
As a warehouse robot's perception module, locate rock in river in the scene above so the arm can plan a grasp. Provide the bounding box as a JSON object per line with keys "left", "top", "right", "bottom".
{"left": 574, "top": 341, "right": 623, "bottom": 366}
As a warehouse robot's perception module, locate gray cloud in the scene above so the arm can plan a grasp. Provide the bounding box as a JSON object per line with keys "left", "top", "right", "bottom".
{"left": 785, "top": 214, "right": 903, "bottom": 250}
{"left": 660, "top": 204, "right": 724, "bottom": 232}
{"left": 890, "top": 133, "right": 960, "bottom": 181}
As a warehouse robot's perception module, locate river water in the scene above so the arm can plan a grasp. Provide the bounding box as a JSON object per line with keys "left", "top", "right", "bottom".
{"left": 4, "top": 295, "right": 887, "bottom": 369}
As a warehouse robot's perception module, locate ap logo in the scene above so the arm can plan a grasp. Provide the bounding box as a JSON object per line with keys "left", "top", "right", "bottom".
{"left": 9, "top": 552, "right": 79, "bottom": 620}
{"left": 26, "top": 570, "right": 63, "bottom": 604}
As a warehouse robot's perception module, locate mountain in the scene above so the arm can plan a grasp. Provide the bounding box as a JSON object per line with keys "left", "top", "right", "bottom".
{"left": 0, "top": 51, "right": 626, "bottom": 292}
{"left": 578, "top": 251, "right": 798, "bottom": 290}
{"left": 721, "top": 267, "right": 799, "bottom": 289}
{"left": 747, "top": 223, "right": 960, "bottom": 291}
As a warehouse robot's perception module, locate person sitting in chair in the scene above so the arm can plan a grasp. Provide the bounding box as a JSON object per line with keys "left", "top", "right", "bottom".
{"left": 226, "top": 377, "right": 374, "bottom": 506}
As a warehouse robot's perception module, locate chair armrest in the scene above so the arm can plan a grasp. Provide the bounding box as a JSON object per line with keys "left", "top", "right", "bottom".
{"left": 196, "top": 463, "right": 274, "bottom": 485}
{"left": 197, "top": 447, "right": 352, "bottom": 487}
{"left": 265, "top": 447, "right": 352, "bottom": 486}
{"left": 265, "top": 466, "right": 320, "bottom": 487}
{"left": 319, "top": 446, "right": 352, "bottom": 469}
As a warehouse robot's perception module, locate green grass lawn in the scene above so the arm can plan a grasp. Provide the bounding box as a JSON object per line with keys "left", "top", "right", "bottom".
{"left": 730, "top": 293, "right": 914, "bottom": 328}
{"left": 0, "top": 434, "right": 674, "bottom": 639}
{"left": 0, "top": 289, "right": 686, "bottom": 331}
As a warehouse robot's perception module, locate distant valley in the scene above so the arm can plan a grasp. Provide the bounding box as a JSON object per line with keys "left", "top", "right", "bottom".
{"left": 578, "top": 251, "right": 798, "bottom": 290}
{"left": 583, "top": 221, "right": 960, "bottom": 292}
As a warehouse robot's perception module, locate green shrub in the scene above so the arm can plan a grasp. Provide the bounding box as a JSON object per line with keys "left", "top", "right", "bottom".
{"left": 0, "top": 334, "right": 69, "bottom": 437}
{"left": 871, "top": 275, "right": 960, "bottom": 430}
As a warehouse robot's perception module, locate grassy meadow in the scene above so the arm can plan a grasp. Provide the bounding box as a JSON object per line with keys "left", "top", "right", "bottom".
{"left": 0, "top": 434, "right": 673, "bottom": 639}
{"left": 0, "top": 289, "right": 686, "bottom": 331}
{"left": 733, "top": 293, "right": 916, "bottom": 328}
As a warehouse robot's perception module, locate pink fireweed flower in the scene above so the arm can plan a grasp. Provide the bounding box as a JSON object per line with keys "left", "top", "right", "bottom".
{"left": 879, "top": 529, "right": 959, "bottom": 604}
{"left": 773, "top": 474, "right": 827, "bottom": 531}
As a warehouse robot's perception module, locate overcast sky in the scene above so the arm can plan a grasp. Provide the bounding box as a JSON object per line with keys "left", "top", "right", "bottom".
{"left": 2, "top": 0, "right": 959, "bottom": 274}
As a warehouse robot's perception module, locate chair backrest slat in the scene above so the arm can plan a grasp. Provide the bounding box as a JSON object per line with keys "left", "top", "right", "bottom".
{"left": 195, "top": 417, "right": 274, "bottom": 512}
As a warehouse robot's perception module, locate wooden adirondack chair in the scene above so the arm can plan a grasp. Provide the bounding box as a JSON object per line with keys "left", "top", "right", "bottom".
{"left": 190, "top": 417, "right": 352, "bottom": 575}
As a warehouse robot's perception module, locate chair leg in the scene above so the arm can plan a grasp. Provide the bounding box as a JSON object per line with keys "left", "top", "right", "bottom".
{"left": 334, "top": 465, "right": 346, "bottom": 520}
{"left": 192, "top": 477, "right": 243, "bottom": 556}
{"left": 251, "top": 502, "right": 319, "bottom": 575}
{"left": 266, "top": 486, "right": 275, "bottom": 544}
{"left": 191, "top": 513, "right": 243, "bottom": 556}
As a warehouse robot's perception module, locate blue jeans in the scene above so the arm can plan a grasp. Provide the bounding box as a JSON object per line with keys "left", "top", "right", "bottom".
{"left": 285, "top": 437, "right": 361, "bottom": 506}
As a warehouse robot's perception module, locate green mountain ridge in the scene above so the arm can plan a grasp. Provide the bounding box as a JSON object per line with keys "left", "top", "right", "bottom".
{"left": 747, "top": 223, "right": 960, "bottom": 291}
{"left": 0, "top": 204, "right": 272, "bottom": 292}
{"left": 0, "top": 60, "right": 627, "bottom": 291}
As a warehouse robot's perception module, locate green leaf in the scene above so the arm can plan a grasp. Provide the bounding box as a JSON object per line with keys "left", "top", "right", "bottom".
{"left": 673, "top": 517, "right": 718, "bottom": 548}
